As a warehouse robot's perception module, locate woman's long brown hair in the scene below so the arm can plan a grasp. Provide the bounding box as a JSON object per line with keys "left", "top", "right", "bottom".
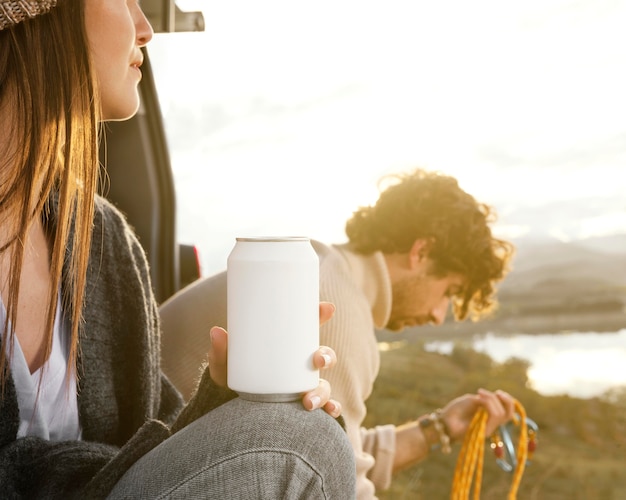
{"left": 0, "top": 0, "right": 100, "bottom": 392}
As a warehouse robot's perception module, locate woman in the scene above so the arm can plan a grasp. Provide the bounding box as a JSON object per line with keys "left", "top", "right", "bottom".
{"left": 0, "top": 1, "right": 356, "bottom": 498}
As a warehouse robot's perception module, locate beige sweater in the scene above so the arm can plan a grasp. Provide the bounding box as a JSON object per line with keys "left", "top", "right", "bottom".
{"left": 313, "top": 241, "right": 396, "bottom": 499}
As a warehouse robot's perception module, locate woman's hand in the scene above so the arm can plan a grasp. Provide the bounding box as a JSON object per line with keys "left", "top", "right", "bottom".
{"left": 441, "top": 388, "right": 516, "bottom": 441}
{"left": 207, "top": 301, "right": 343, "bottom": 418}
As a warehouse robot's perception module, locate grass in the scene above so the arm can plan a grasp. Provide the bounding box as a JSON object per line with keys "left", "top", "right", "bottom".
{"left": 363, "top": 342, "right": 626, "bottom": 499}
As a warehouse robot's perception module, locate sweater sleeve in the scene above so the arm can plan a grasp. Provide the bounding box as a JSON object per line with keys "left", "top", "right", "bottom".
{"left": 360, "top": 424, "right": 396, "bottom": 491}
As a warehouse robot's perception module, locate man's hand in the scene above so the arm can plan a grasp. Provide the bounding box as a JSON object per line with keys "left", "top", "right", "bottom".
{"left": 442, "top": 388, "right": 516, "bottom": 440}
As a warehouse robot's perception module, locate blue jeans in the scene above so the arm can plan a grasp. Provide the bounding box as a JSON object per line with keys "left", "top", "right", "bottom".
{"left": 108, "top": 398, "right": 356, "bottom": 499}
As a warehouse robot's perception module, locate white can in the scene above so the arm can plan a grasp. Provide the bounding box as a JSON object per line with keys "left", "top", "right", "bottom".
{"left": 227, "top": 236, "right": 319, "bottom": 401}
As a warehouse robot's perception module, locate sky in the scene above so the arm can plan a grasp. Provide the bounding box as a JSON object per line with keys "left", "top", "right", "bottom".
{"left": 149, "top": 0, "right": 626, "bottom": 276}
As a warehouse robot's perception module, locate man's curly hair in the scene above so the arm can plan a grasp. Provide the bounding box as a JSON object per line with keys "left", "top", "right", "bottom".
{"left": 345, "top": 168, "right": 514, "bottom": 321}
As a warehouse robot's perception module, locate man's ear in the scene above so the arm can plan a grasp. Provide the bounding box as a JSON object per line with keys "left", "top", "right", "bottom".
{"left": 409, "top": 239, "right": 432, "bottom": 270}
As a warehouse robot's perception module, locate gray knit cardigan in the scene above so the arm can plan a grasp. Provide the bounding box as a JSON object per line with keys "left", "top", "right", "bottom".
{"left": 0, "top": 195, "right": 237, "bottom": 499}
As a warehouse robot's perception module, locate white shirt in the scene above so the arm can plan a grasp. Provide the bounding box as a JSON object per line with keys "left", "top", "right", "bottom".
{"left": 1, "top": 292, "right": 81, "bottom": 441}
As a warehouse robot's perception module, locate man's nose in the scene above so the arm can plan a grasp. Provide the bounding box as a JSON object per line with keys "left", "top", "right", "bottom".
{"left": 430, "top": 298, "right": 450, "bottom": 325}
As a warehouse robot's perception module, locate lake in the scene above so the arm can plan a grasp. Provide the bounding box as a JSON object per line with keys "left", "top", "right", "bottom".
{"left": 418, "top": 329, "right": 626, "bottom": 399}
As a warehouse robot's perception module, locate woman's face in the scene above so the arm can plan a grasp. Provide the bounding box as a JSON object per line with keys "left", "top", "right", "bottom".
{"left": 84, "top": 0, "right": 153, "bottom": 121}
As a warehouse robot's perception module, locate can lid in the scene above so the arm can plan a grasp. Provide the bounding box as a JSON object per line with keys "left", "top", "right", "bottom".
{"left": 235, "top": 236, "right": 310, "bottom": 242}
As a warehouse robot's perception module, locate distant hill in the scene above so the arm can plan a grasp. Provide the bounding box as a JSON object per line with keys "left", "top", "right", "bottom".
{"left": 502, "top": 238, "right": 626, "bottom": 293}
{"left": 576, "top": 233, "right": 626, "bottom": 254}
{"left": 492, "top": 235, "right": 626, "bottom": 331}
{"left": 500, "top": 234, "right": 626, "bottom": 305}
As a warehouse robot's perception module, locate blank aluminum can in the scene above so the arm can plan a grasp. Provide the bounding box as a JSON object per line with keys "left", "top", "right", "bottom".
{"left": 227, "top": 236, "right": 319, "bottom": 401}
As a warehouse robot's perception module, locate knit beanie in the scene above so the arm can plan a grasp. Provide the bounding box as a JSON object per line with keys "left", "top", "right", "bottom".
{"left": 0, "top": 0, "right": 57, "bottom": 30}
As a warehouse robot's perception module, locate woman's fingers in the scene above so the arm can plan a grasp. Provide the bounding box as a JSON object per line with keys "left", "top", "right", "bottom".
{"left": 313, "top": 346, "right": 336, "bottom": 370}
{"left": 322, "top": 398, "right": 343, "bottom": 419}
{"left": 207, "top": 326, "right": 228, "bottom": 387}
{"left": 302, "top": 378, "right": 332, "bottom": 411}
{"left": 319, "top": 302, "right": 336, "bottom": 326}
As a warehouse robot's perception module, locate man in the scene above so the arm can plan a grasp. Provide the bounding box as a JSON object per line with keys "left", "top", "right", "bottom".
{"left": 310, "top": 168, "right": 516, "bottom": 498}
{"left": 160, "top": 168, "right": 517, "bottom": 499}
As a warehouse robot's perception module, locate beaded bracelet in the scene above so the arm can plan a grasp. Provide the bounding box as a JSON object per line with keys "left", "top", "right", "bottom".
{"left": 419, "top": 409, "right": 452, "bottom": 454}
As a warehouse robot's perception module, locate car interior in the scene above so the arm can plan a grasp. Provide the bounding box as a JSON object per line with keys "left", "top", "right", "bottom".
{"left": 99, "top": 0, "right": 204, "bottom": 304}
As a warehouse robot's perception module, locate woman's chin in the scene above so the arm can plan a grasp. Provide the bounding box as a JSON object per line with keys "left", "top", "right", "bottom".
{"left": 101, "top": 98, "right": 141, "bottom": 122}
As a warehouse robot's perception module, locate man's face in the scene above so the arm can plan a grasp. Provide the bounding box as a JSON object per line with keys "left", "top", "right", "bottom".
{"left": 386, "top": 260, "right": 465, "bottom": 332}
